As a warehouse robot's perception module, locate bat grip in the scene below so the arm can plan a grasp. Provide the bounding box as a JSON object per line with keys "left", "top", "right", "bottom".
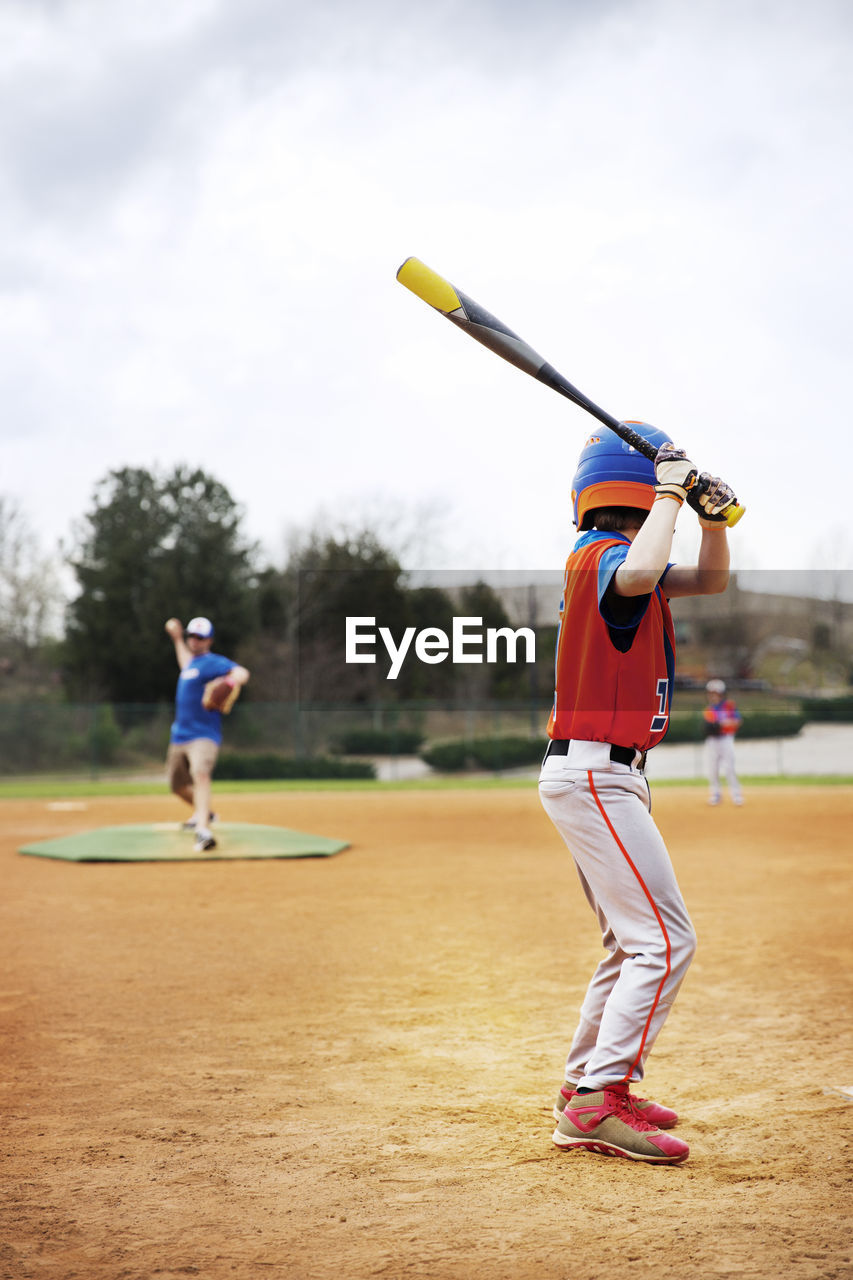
{"left": 616, "top": 424, "right": 657, "bottom": 461}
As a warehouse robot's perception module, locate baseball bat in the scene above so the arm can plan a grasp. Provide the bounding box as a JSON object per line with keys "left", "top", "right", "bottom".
{"left": 396, "top": 257, "right": 745, "bottom": 527}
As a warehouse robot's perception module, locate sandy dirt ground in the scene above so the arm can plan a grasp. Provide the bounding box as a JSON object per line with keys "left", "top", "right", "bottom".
{"left": 2, "top": 783, "right": 852, "bottom": 1280}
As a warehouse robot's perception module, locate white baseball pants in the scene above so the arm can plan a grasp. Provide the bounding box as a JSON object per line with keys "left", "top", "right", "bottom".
{"left": 539, "top": 742, "right": 696, "bottom": 1091}
{"left": 706, "top": 735, "right": 742, "bottom": 804}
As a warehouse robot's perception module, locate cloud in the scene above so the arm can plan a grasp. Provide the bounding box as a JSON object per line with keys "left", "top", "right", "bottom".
{"left": 0, "top": 0, "right": 851, "bottom": 577}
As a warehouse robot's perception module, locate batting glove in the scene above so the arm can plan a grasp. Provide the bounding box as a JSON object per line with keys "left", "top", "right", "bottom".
{"left": 691, "top": 473, "right": 737, "bottom": 526}
{"left": 654, "top": 444, "right": 698, "bottom": 503}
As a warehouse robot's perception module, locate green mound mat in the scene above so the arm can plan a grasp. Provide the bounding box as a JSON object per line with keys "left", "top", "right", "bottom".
{"left": 18, "top": 823, "right": 349, "bottom": 863}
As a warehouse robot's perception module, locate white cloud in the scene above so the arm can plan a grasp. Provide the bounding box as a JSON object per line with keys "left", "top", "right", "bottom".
{"left": 0, "top": 0, "right": 851, "bottom": 582}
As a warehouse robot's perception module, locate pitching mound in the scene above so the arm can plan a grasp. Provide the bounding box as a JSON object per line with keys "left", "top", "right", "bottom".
{"left": 18, "top": 821, "right": 349, "bottom": 862}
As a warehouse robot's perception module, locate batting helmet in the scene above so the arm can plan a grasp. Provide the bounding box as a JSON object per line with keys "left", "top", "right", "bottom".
{"left": 571, "top": 423, "right": 671, "bottom": 530}
{"left": 706, "top": 679, "right": 726, "bottom": 694}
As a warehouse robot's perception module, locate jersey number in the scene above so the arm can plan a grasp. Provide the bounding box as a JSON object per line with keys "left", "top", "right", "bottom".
{"left": 650, "top": 678, "right": 669, "bottom": 735}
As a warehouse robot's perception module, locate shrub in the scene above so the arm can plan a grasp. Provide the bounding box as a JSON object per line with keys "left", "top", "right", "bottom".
{"left": 420, "top": 735, "right": 544, "bottom": 773}
{"left": 800, "top": 696, "right": 853, "bottom": 723}
{"left": 331, "top": 728, "right": 425, "bottom": 755}
{"left": 0, "top": 703, "right": 93, "bottom": 772}
{"left": 216, "top": 753, "right": 375, "bottom": 780}
{"left": 664, "top": 710, "right": 806, "bottom": 743}
{"left": 420, "top": 741, "right": 472, "bottom": 772}
{"left": 88, "top": 704, "right": 122, "bottom": 765}
{"left": 663, "top": 714, "right": 714, "bottom": 744}
{"left": 737, "top": 711, "right": 806, "bottom": 739}
{"left": 468, "top": 736, "right": 544, "bottom": 770}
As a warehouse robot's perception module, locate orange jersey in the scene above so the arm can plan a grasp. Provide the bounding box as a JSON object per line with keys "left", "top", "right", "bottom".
{"left": 547, "top": 532, "right": 676, "bottom": 752}
{"left": 703, "top": 700, "right": 741, "bottom": 736}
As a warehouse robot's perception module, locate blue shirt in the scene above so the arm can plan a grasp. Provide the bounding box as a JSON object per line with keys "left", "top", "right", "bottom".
{"left": 171, "top": 651, "right": 237, "bottom": 745}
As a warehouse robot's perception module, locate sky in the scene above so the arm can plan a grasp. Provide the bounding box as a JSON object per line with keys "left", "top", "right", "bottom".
{"left": 2, "top": 0, "right": 852, "bottom": 589}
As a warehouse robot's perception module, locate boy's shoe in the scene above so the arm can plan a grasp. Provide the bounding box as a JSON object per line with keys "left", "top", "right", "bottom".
{"left": 553, "top": 1084, "right": 689, "bottom": 1164}
{"left": 182, "top": 812, "right": 218, "bottom": 832}
{"left": 553, "top": 1082, "right": 678, "bottom": 1129}
{"left": 193, "top": 832, "right": 217, "bottom": 853}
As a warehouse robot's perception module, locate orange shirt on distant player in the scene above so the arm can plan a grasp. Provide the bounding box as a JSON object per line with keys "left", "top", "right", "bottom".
{"left": 703, "top": 700, "right": 741, "bottom": 736}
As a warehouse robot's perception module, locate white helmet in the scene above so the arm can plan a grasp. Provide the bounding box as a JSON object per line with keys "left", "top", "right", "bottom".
{"left": 706, "top": 678, "right": 726, "bottom": 694}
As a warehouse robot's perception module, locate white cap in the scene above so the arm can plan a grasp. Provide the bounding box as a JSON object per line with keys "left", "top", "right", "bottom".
{"left": 185, "top": 616, "right": 214, "bottom": 638}
{"left": 706, "top": 678, "right": 726, "bottom": 694}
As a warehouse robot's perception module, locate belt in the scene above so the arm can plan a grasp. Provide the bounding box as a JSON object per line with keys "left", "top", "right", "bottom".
{"left": 545, "top": 739, "right": 647, "bottom": 772}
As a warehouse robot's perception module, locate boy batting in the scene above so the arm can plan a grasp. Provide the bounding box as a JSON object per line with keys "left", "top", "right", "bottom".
{"left": 541, "top": 425, "right": 737, "bottom": 1165}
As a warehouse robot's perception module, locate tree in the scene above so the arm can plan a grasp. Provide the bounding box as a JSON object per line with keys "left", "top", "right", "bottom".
{"left": 284, "top": 528, "right": 410, "bottom": 703}
{"left": 64, "top": 466, "right": 260, "bottom": 702}
{"left": 455, "top": 580, "right": 533, "bottom": 701}
{"left": 397, "top": 585, "right": 458, "bottom": 699}
{"left": 244, "top": 526, "right": 464, "bottom": 704}
{"left": 0, "top": 497, "right": 64, "bottom": 695}
{"left": 0, "top": 497, "right": 63, "bottom": 647}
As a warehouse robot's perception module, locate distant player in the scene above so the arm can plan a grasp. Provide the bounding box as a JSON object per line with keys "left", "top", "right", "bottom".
{"left": 164, "top": 616, "right": 250, "bottom": 852}
{"left": 703, "top": 678, "right": 743, "bottom": 806}
{"left": 540, "top": 425, "right": 738, "bottom": 1165}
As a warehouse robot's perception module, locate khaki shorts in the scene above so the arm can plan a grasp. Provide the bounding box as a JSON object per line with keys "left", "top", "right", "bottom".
{"left": 166, "top": 739, "right": 220, "bottom": 791}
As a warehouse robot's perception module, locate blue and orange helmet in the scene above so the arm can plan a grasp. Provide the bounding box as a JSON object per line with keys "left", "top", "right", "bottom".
{"left": 571, "top": 422, "right": 670, "bottom": 529}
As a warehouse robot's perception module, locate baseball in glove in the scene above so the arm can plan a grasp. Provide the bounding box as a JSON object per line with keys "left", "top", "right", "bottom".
{"left": 202, "top": 676, "right": 241, "bottom": 714}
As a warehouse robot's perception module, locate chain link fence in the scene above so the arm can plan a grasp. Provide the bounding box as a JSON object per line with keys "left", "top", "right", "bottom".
{"left": 0, "top": 698, "right": 847, "bottom": 781}
{"left": 0, "top": 700, "right": 548, "bottom": 778}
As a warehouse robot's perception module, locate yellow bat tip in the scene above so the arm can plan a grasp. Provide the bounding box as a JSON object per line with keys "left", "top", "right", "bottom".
{"left": 396, "top": 257, "right": 462, "bottom": 315}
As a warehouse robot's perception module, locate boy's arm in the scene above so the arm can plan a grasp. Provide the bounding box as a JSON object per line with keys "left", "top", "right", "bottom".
{"left": 665, "top": 472, "right": 736, "bottom": 597}
{"left": 613, "top": 444, "right": 698, "bottom": 598}
{"left": 663, "top": 525, "right": 730, "bottom": 597}
{"left": 614, "top": 495, "right": 683, "bottom": 597}
{"left": 165, "top": 617, "right": 192, "bottom": 670}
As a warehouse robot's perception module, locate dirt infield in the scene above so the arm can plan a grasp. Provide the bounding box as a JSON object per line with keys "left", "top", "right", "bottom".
{"left": 2, "top": 783, "right": 852, "bottom": 1280}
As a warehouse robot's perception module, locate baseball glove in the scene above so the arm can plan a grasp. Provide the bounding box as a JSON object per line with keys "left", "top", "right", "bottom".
{"left": 202, "top": 676, "right": 241, "bottom": 714}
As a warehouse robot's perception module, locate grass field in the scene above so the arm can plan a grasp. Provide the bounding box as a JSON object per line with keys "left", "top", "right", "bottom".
{"left": 1, "top": 770, "right": 852, "bottom": 799}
